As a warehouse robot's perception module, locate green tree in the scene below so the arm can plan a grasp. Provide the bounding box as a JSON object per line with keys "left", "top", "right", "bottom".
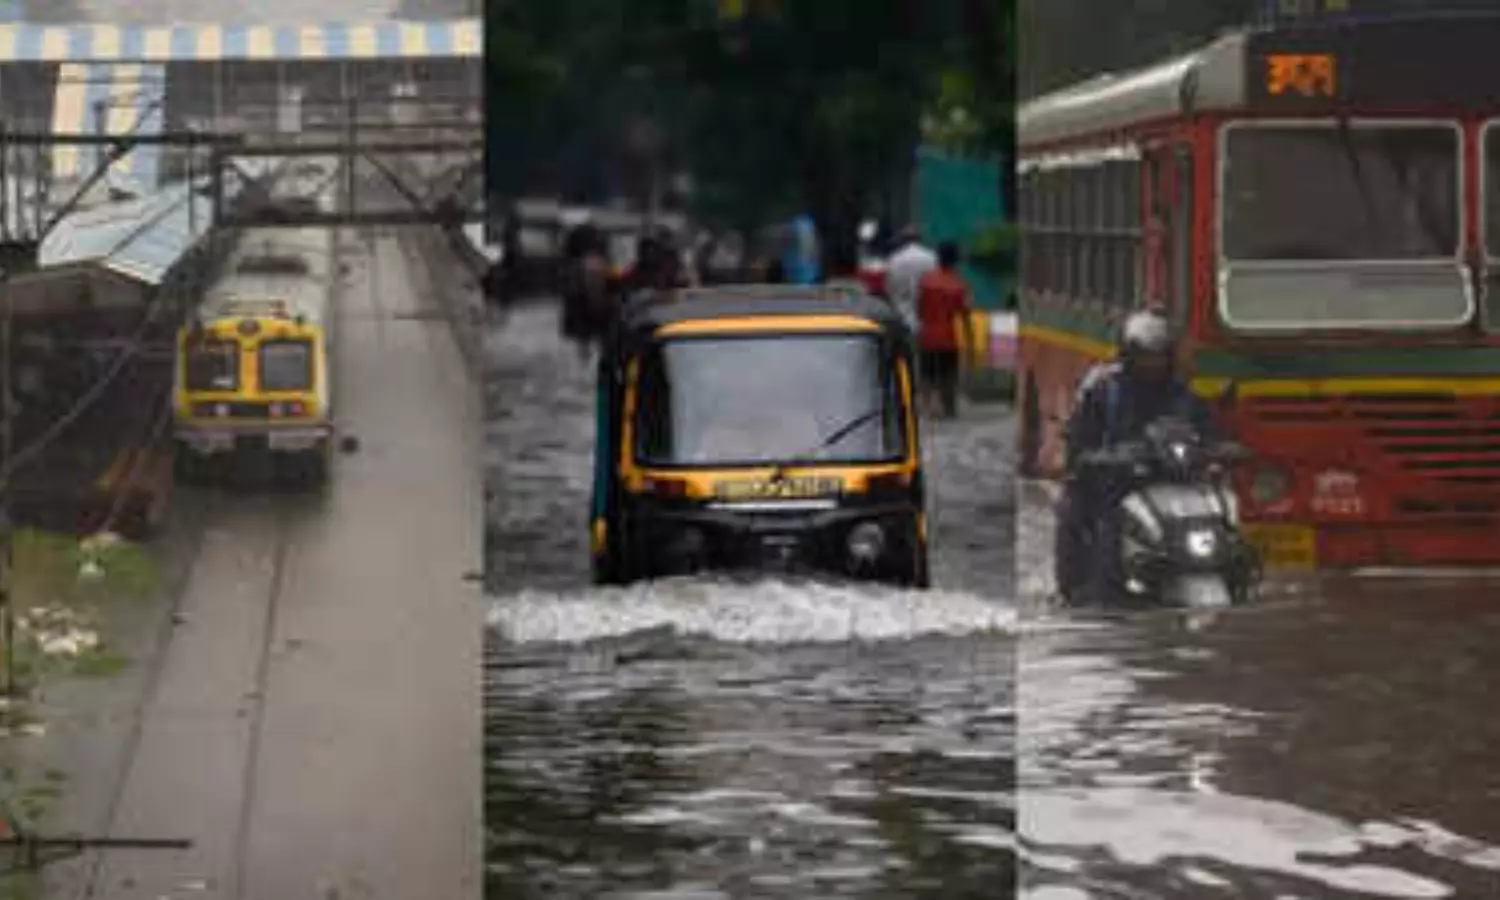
{"left": 665, "top": 0, "right": 970, "bottom": 241}
{"left": 484, "top": 0, "right": 988, "bottom": 240}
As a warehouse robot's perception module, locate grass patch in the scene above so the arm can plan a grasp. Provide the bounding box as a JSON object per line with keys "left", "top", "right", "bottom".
{"left": 69, "top": 650, "right": 128, "bottom": 679}
{"left": 0, "top": 759, "right": 70, "bottom": 892}
{"left": 0, "top": 874, "right": 40, "bottom": 900}
{"left": 1, "top": 529, "right": 160, "bottom": 692}
{"left": 0, "top": 531, "right": 151, "bottom": 889}
{"left": 13, "top": 530, "right": 159, "bottom": 608}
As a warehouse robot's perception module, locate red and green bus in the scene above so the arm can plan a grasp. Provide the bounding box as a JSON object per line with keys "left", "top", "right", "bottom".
{"left": 1018, "top": 13, "right": 1500, "bottom": 571}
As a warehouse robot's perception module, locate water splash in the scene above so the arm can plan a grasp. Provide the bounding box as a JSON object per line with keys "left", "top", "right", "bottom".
{"left": 486, "top": 577, "right": 1015, "bottom": 645}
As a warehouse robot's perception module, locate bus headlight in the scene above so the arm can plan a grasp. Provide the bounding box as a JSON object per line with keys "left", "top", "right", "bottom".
{"left": 847, "top": 522, "right": 885, "bottom": 563}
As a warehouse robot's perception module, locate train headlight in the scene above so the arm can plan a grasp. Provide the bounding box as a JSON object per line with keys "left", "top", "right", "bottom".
{"left": 214, "top": 403, "right": 229, "bottom": 418}
{"left": 269, "top": 402, "right": 283, "bottom": 418}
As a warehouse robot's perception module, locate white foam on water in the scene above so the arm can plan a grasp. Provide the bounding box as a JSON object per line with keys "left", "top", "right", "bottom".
{"left": 486, "top": 577, "right": 1015, "bottom": 645}
{"left": 1024, "top": 787, "right": 1462, "bottom": 898}
{"left": 1021, "top": 887, "right": 1093, "bottom": 900}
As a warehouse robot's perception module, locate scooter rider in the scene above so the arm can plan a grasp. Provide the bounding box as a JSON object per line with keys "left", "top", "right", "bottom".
{"left": 1053, "top": 308, "right": 1218, "bottom": 600}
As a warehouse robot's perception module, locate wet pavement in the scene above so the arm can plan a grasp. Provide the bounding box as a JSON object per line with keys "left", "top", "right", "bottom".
{"left": 483, "top": 303, "right": 1015, "bottom": 898}
{"left": 1018, "top": 480, "right": 1500, "bottom": 899}
{"left": 32, "top": 229, "right": 482, "bottom": 900}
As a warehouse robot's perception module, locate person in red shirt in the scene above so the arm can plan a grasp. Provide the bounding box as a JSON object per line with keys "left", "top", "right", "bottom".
{"left": 916, "top": 241, "right": 973, "bottom": 417}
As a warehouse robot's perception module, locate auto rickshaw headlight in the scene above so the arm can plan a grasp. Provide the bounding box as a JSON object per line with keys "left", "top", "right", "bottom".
{"left": 847, "top": 522, "right": 885, "bottom": 563}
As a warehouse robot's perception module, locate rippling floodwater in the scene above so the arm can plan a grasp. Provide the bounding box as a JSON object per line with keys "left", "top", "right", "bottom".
{"left": 483, "top": 303, "right": 1015, "bottom": 898}
{"left": 1018, "top": 480, "right": 1500, "bottom": 899}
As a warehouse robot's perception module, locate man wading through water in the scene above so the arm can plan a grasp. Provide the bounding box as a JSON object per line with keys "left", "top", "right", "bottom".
{"left": 561, "top": 218, "right": 613, "bottom": 361}
{"left": 916, "top": 241, "right": 974, "bottom": 417}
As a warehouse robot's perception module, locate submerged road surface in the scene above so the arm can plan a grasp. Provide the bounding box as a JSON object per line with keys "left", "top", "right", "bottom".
{"left": 482, "top": 303, "right": 1015, "bottom": 898}
{"left": 40, "top": 229, "right": 482, "bottom": 899}
{"left": 1018, "top": 480, "right": 1500, "bottom": 899}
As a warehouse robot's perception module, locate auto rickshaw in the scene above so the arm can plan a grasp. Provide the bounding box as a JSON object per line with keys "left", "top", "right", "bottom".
{"left": 590, "top": 284, "right": 930, "bottom": 587}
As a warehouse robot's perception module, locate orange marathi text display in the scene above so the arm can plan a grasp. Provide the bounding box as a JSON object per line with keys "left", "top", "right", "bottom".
{"left": 1265, "top": 53, "right": 1337, "bottom": 98}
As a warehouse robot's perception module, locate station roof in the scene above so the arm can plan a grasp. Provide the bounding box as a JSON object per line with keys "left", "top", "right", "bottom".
{"left": 39, "top": 180, "right": 211, "bottom": 286}
{"left": 0, "top": 18, "right": 480, "bottom": 63}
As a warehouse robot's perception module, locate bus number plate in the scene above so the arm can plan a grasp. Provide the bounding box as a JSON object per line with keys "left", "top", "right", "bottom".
{"left": 714, "top": 476, "right": 843, "bottom": 501}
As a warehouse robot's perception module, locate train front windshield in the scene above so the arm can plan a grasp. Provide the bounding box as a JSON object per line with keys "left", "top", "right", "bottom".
{"left": 259, "top": 340, "right": 313, "bottom": 391}
{"left": 186, "top": 338, "right": 238, "bottom": 391}
{"left": 633, "top": 333, "right": 905, "bottom": 468}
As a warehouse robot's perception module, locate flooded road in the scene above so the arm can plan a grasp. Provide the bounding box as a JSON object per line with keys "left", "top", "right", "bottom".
{"left": 1018, "top": 480, "right": 1500, "bottom": 899}
{"left": 483, "top": 303, "right": 1014, "bottom": 898}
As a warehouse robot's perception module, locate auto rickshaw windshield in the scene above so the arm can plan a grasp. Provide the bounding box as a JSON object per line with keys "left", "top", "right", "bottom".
{"left": 633, "top": 333, "right": 906, "bottom": 467}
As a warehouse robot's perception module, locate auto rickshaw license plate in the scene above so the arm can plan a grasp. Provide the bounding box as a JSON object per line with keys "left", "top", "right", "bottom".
{"left": 714, "top": 476, "right": 843, "bottom": 500}
{"left": 1242, "top": 523, "right": 1317, "bottom": 570}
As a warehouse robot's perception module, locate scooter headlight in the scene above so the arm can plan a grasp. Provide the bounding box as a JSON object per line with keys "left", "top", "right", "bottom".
{"left": 1185, "top": 528, "right": 1218, "bottom": 560}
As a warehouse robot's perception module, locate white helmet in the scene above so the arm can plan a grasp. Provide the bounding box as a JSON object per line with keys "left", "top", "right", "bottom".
{"left": 1119, "top": 308, "right": 1173, "bottom": 354}
{"left": 1118, "top": 308, "right": 1176, "bottom": 376}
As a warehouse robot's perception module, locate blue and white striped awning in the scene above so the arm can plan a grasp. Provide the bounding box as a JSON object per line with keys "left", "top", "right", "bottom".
{"left": 0, "top": 19, "right": 480, "bottom": 63}
{"left": 51, "top": 62, "right": 165, "bottom": 188}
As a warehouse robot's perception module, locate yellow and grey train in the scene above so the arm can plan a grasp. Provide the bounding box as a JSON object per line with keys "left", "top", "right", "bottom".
{"left": 172, "top": 225, "right": 338, "bottom": 484}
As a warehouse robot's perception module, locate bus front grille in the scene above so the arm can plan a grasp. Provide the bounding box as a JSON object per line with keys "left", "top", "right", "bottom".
{"left": 1245, "top": 393, "right": 1500, "bottom": 486}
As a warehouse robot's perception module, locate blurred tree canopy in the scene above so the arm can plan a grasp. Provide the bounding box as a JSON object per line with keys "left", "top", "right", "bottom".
{"left": 485, "top": 0, "right": 1011, "bottom": 241}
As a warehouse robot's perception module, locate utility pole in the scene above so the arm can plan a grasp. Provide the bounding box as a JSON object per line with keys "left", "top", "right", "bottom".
{"left": 0, "top": 118, "right": 11, "bottom": 696}
{"left": 0, "top": 252, "right": 13, "bottom": 699}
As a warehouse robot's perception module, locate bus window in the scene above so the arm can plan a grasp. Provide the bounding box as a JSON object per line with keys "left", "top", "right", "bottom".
{"left": 186, "top": 339, "right": 238, "bottom": 391}
{"left": 260, "top": 339, "right": 314, "bottom": 391}
{"left": 1171, "top": 148, "right": 1194, "bottom": 331}
{"left": 1114, "top": 159, "right": 1142, "bottom": 313}
{"left": 1220, "top": 122, "right": 1464, "bottom": 331}
{"left": 1146, "top": 146, "right": 1192, "bottom": 330}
